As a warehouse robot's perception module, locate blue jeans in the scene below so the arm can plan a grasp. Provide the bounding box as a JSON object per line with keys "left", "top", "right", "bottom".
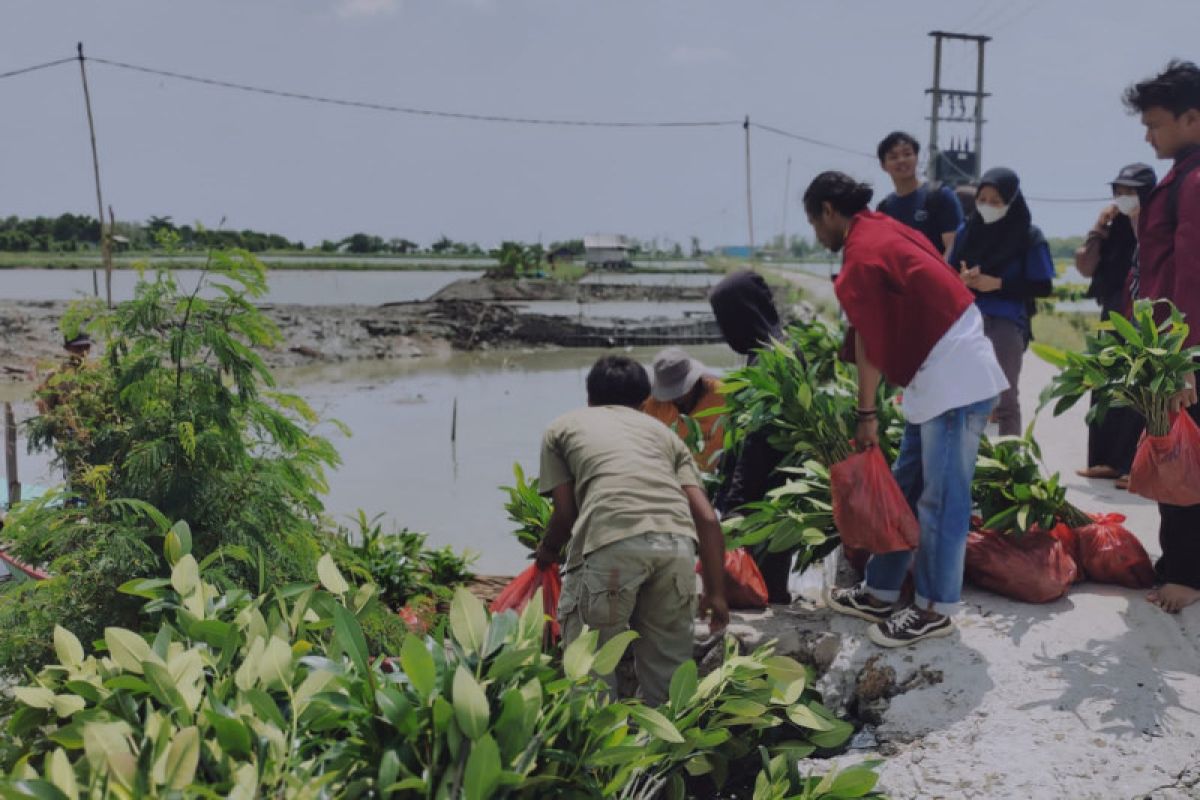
{"left": 865, "top": 396, "right": 996, "bottom": 615}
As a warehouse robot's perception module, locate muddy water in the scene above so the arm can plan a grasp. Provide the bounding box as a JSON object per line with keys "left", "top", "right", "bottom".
{"left": 0, "top": 269, "right": 478, "bottom": 305}
{"left": 2, "top": 344, "right": 742, "bottom": 575}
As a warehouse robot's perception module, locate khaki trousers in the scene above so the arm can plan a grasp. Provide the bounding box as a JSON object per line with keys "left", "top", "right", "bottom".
{"left": 558, "top": 532, "right": 696, "bottom": 707}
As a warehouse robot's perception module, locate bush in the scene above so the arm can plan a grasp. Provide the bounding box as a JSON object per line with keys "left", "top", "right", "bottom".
{"left": 0, "top": 533, "right": 877, "bottom": 798}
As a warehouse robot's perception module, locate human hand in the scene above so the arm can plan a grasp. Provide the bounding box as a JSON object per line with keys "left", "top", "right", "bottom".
{"left": 1097, "top": 204, "right": 1119, "bottom": 229}
{"left": 854, "top": 417, "right": 879, "bottom": 451}
{"left": 533, "top": 541, "right": 560, "bottom": 570}
{"left": 700, "top": 593, "right": 730, "bottom": 633}
{"left": 1169, "top": 373, "right": 1198, "bottom": 414}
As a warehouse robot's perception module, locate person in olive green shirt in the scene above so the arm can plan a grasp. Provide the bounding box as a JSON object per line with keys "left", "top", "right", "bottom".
{"left": 533, "top": 355, "right": 729, "bottom": 706}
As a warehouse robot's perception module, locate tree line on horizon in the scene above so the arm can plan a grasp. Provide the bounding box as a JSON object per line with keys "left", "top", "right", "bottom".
{"left": 0, "top": 212, "right": 1088, "bottom": 262}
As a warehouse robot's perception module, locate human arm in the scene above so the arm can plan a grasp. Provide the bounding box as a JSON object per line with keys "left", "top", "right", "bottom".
{"left": 533, "top": 482, "right": 577, "bottom": 568}
{"left": 1168, "top": 170, "right": 1200, "bottom": 409}
{"left": 854, "top": 332, "right": 881, "bottom": 450}
{"left": 962, "top": 243, "right": 1054, "bottom": 298}
{"left": 936, "top": 186, "right": 964, "bottom": 262}
{"left": 1075, "top": 206, "right": 1117, "bottom": 278}
{"left": 686, "top": 485, "right": 729, "bottom": 632}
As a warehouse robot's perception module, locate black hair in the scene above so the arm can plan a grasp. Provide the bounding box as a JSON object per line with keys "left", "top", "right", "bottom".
{"left": 802, "top": 171, "right": 874, "bottom": 219}
{"left": 586, "top": 355, "right": 650, "bottom": 408}
{"left": 1123, "top": 60, "right": 1200, "bottom": 116}
{"left": 876, "top": 131, "right": 921, "bottom": 165}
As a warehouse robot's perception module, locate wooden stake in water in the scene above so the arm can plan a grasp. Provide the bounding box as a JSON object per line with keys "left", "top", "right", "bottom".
{"left": 451, "top": 397, "right": 458, "bottom": 443}
{"left": 4, "top": 402, "right": 19, "bottom": 506}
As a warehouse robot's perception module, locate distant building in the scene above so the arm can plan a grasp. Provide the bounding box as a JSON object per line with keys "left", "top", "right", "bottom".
{"left": 716, "top": 245, "right": 754, "bottom": 259}
{"left": 583, "top": 234, "right": 632, "bottom": 270}
{"left": 547, "top": 246, "right": 577, "bottom": 267}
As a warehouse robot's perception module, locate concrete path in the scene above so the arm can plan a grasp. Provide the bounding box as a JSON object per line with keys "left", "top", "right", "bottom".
{"left": 743, "top": 268, "right": 1200, "bottom": 799}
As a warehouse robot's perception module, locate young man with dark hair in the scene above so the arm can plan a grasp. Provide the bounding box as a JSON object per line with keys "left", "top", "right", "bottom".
{"left": 534, "top": 355, "right": 729, "bottom": 704}
{"left": 804, "top": 171, "right": 1006, "bottom": 647}
{"left": 1122, "top": 60, "right": 1200, "bottom": 613}
{"left": 875, "top": 131, "right": 965, "bottom": 258}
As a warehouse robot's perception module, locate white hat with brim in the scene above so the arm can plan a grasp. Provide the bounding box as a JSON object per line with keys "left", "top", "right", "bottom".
{"left": 650, "top": 347, "right": 707, "bottom": 402}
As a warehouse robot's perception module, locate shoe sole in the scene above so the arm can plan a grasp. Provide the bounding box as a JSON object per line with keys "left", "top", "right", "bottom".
{"left": 823, "top": 588, "right": 892, "bottom": 624}
{"left": 868, "top": 621, "right": 954, "bottom": 648}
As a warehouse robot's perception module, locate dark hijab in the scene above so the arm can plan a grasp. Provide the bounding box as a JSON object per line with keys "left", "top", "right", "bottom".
{"left": 957, "top": 167, "right": 1045, "bottom": 276}
{"left": 708, "top": 270, "right": 782, "bottom": 355}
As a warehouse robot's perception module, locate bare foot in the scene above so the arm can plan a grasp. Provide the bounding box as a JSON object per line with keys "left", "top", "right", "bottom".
{"left": 1077, "top": 465, "right": 1121, "bottom": 479}
{"left": 1147, "top": 583, "right": 1200, "bottom": 613}
{"left": 1115, "top": 474, "right": 1131, "bottom": 490}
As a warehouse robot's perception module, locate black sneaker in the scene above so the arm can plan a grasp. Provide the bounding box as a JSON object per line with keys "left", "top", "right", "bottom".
{"left": 825, "top": 583, "right": 894, "bottom": 623}
{"left": 868, "top": 605, "right": 953, "bottom": 648}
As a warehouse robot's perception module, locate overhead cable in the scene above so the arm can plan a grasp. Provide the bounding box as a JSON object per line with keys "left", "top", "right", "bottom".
{"left": 0, "top": 56, "right": 76, "bottom": 81}
{"left": 87, "top": 56, "right": 742, "bottom": 129}
{"left": 750, "top": 122, "right": 874, "bottom": 159}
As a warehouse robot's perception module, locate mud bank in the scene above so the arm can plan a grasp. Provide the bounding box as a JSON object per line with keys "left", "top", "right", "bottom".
{"left": 429, "top": 277, "right": 712, "bottom": 302}
{"left": 0, "top": 298, "right": 745, "bottom": 378}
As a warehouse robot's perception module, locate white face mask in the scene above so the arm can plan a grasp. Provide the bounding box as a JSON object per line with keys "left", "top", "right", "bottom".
{"left": 1114, "top": 195, "right": 1140, "bottom": 216}
{"left": 977, "top": 203, "right": 1009, "bottom": 225}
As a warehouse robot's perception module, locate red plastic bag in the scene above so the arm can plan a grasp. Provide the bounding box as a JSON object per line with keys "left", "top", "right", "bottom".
{"left": 964, "top": 526, "right": 1078, "bottom": 603}
{"left": 1128, "top": 412, "right": 1200, "bottom": 506}
{"left": 490, "top": 563, "right": 562, "bottom": 640}
{"left": 831, "top": 448, "right": 920, "bottom": 554}
{"left": 1072, "top": 513, "right": 1156, "bottom": 588}
{"left": 696, "top": 548, "right": 768, "bottom": 609}
{"left": 1046, "top": 524, "right": 1082, "bottom": 578}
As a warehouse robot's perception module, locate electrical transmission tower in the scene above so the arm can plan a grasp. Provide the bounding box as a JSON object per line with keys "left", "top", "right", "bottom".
{"left": 925, "top": 31, "right": 990, "bottom": 186}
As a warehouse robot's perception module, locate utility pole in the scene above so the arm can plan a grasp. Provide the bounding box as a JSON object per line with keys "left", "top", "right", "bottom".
{"left": 76, "top": 42, "right": 113, "bottom": 307}
{"left": 780, "top": 156, "right": 792, "bottom": 255}
{"left": 743, "top": 115, "right": 755, "bottom": 253}
{"left": 925, "top": 31, "right": 991, "bottom": 186}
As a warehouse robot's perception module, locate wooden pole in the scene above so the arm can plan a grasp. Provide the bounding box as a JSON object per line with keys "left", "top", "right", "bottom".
{"left": 77, "top": 42, "right": 111, "bottom": 306}
{"left": 450, "top": 397, "right": 458, "bottom": 443}
{"left": 107, "top": 205, "right": 116, "bottom": 307}
{"left": 4, "top": 402, "right": 19, "bottom": 506}
{"left": 743, "top": 115, "right": 755, "bottom": 252}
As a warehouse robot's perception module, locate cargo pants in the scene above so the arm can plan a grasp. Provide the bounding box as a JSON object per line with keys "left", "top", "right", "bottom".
{"left": 558, "top": 531, "right": 696, "bottom": 707}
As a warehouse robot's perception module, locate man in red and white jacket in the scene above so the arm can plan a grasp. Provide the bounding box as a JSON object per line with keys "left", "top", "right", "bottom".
{"left": 1124, "top": 60, "right": 1200, "bottom": 613}
{"left": 803, "top": 171, "right": 1007, "bottom": 647}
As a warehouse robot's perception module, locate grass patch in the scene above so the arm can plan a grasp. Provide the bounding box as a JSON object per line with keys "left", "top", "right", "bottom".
{"left": 1032, "top": 310, "right": 1099, "bottom": 352}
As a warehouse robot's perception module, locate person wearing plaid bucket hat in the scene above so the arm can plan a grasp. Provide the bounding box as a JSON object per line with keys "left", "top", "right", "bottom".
{"left": 1074, "top": 162, "right": 1157, "bottom": 488}
{"left": 642, "top": 348, "right": 725, "bottom": 472}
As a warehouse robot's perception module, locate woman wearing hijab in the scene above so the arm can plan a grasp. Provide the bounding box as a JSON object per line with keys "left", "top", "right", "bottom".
{"left": 949, "top": 167, "right": 1055, "bottom": 436}
{"left": 1075, "top": 163, "right": 1156, "bottom": 486}
{"left": 708, "top": 270, "right": 793, "bottom": 602}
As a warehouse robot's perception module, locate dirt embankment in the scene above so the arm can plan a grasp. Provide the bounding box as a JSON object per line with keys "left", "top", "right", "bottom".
{"left": 0, "top": 297, "right": 731, "bottom": 379}
{"left": 429, "top": 277, "right": 711, "bottom": 302}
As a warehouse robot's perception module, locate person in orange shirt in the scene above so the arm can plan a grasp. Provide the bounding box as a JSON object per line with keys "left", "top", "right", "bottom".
{"left": 642, "top": 347, "right": 725, "bottom": 472}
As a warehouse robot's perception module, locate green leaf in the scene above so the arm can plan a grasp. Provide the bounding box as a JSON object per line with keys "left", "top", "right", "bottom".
{"left": 669, "top": 659, "right": 698, "bottom": 712}
{"left": 53, "top": 626, "right": 85, "bottom": 670}
{"left": 104, "top": 627, "right": 155, "bottom": 675}
{"left": 45, "top": 748, "right": 78, "bottom": 798}
{"left": 164, "top": 520, "right": 192, "bottom": 566}
{"left": 786, "top": 702, "right": 836, "bottom": 732}
{"left": 462, "top": 734, "right": 501, "bottom": 800}
{"left": 117, "top": 577, "right": 171, "bottom": 600}
{"left": 828, "top": 765, "right": 880, "bottom": 796}
{"left": 449, "top": 587, "right": 489, "bottom": 657}
{"left": 452, "top": 665, "right": 490, "bottom": 741}
{"left": 399, "top": 635, "right": 436, "bottom": 699}
{"left": 562, "top": 629, "right": 598, "bottom": 680}
{"left": 206, "top": 711, "right": 252, "bottom": 758}
{"left": 170, "top": 554, "right": 200, "bottom": 598}
{"left": 163, "top": 726, "right": 200, "bottom": 790}
{"left": 592, "top": 630, "right": 639, "bottom": 676}
{"left": 629, "top": 705, "right": 685, "bottom": 744}
{"left": 316, "top": 553, "right": 350, "bottom": 597}
{"left": 1108, "top": 311, "right": 1144, "bottom": 347}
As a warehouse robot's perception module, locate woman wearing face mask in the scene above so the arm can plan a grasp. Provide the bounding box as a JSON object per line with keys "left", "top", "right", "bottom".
{"left": 949, "top": 167, "right": 1055, "bottom": 436}
{"left": 1074, "top": 163, "right": 1157, "bottom": 487}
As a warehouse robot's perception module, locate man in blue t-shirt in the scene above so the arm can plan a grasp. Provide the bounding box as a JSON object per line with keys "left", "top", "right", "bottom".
{"left": 875, "top": 131, "right": 964, "bottom": 258}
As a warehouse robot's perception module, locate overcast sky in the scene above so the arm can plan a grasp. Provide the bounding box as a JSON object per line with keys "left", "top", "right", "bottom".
{"left": 2, "top": 0, "right": 1197, "bottom": 249}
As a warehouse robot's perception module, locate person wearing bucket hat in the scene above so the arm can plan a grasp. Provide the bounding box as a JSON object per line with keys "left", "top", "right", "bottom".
{"left": 948, "top": 166, "right": 1055, "bottom": 436}
{"left": 642, "top": 348, "right": 725, "bottom": 471}
{"left": 1074, "top": 163, "right": 1157, "bottom": 486}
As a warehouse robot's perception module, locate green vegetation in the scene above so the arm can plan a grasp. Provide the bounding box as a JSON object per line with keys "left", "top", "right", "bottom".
{"left": 973, "top": 433, "right": 1089, "bottom": 535}
{"left": 500, "top": 463, "right": 551, "bottom": 551}
{"left": 1035, "top": 298, "right": 1200, "bottom": 436}
{"left": 0, "top": 533, "right": 877, "bottom": 798}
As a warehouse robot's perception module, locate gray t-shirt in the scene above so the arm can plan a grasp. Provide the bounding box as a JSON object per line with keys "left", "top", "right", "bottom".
{"left": 539, "top": 405, "right": 702, "bottom": 570}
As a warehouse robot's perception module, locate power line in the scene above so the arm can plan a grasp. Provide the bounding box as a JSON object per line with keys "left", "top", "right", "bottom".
{"left": 1026, "top": 195, "right": 1110, "bottom": 204}
{"left": 750, "top": 122, "right": 874, "bottom": 159}
{"left": 0, "top": 56, "right": 75, "bottom": 81}
{"left": 86, "top": 55, "right": 742, "bottom": 129}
